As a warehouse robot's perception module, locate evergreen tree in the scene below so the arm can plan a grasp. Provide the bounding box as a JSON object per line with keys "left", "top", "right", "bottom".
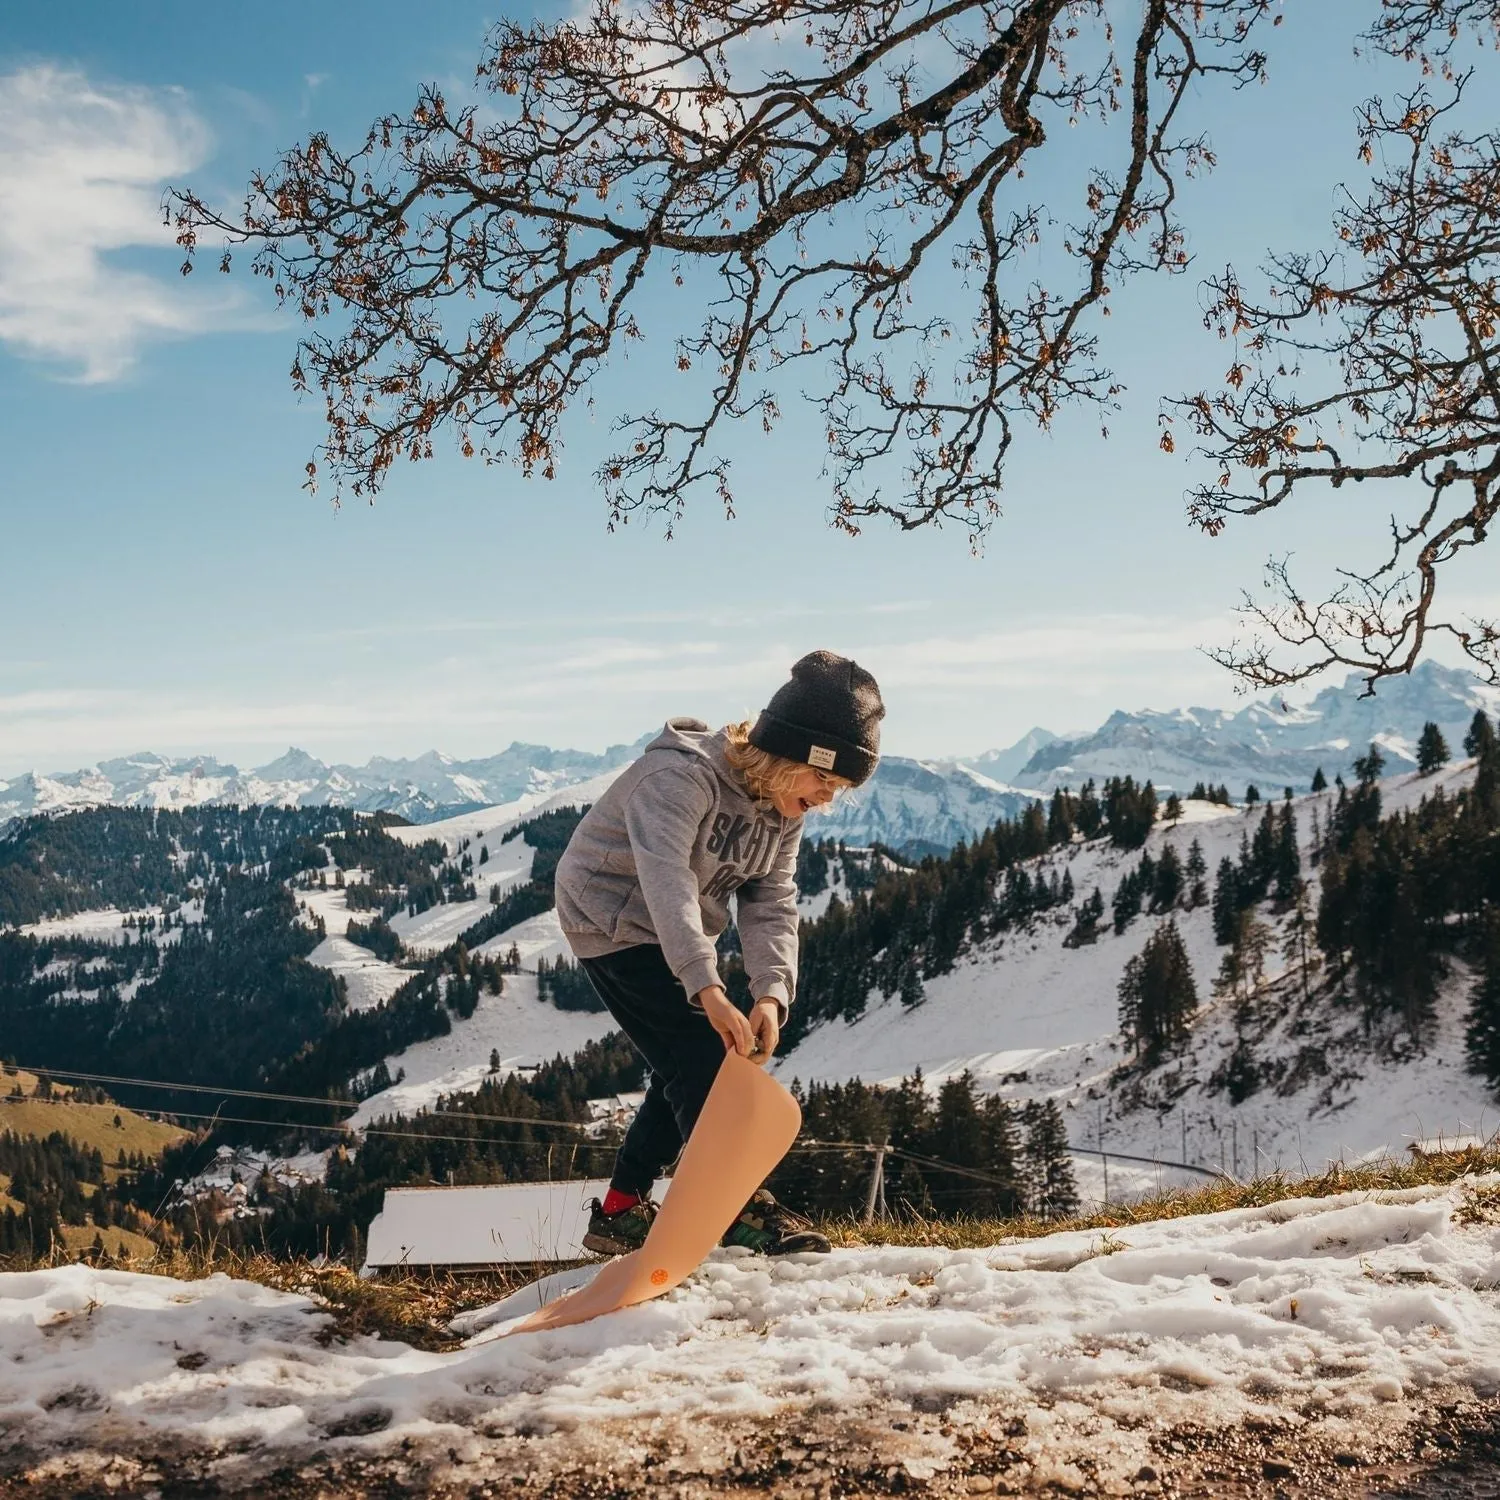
{"left": 1150, "top": 843, "right": 1183, "bottom": 913}
{"left": 1464, "top": 710, "right": 1496, "bottom": 761}
{"left": 1353, "top": 742, "right": 1387, "bottom": 785}
{"left": 1311, "top": 766, "right": 1328, "bottom": 792}
{"left": 1020, "top": 1099, "right": 1079, "bottom": 1220}
{"left": 1245, "top": 784, "right": 1261, "bottom": 807}
{"left": 1164, "top": 793, "right": 1183, "bottom": 825}
{"left": 1244, "top": 804, "right": 1277, "bottom": 903}
{"left": 1102, "top": 777, "right": 1157, "bottom": 850}
{"left": 1272, "top": 804, "right": 1302, "bottom": 905}
{"left": 1465, "top": 912, "right": 1500, "bottom": 1089}
{"left": 1047, "top": 788, "right": 1076, "bottom": 846}
{"left": 1184, "top": 838, "right": 1208, "bottom": 910}
{"left": 1117, "top": 921, "right": 1198, "bottom": 1060}
{"left": 1281, "top": 885, "right": 1322, "bottom": 1005}
{"left": 1074, "top": 781, "right": 1103, "bottom": 841}
{"left": 1212, "top": 858, "right": 1240, "bottom": 945}
{"left": 1112, "top": 868, "right": 1144, "bottom": 934}
{"left": 898, "top": 960, "right": 925, "bottom": 1009}
{"left": 1213, "top": 909, "right": 1272, "bottom": 1013}
{"left": 1065, "top": 887, "right": 1106, "bottom": 947}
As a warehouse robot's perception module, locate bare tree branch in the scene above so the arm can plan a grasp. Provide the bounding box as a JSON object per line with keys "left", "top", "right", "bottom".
{"left": 167, "top": 0, "right": 1270, "bottom": 540}
{"left": 1168, "top": 62, "right": 1500, "bottom": 692}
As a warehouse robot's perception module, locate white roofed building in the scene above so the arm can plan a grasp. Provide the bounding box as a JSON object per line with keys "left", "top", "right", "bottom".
{"left": 362, "top": 1178, "right": 666, "bottom": 1272}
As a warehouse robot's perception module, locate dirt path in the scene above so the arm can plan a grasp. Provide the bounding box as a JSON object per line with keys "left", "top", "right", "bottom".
{"left": 4, "top": 1395, "right": 1499, "bottom": 1498}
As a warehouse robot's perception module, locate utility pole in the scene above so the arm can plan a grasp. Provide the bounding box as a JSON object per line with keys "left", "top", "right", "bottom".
{"left": 862, "top": 1141, "right": 889, "bottom": 1225}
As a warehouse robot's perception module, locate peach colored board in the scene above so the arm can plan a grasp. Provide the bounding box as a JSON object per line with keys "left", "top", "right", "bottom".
{"left": 510, "top": 1052, "right": 800, "bottom": 1335}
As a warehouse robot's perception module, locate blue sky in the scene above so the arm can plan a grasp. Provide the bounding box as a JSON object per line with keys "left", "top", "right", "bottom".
{"left": 1, "top": 2, "right": 1487, "bottom": 776}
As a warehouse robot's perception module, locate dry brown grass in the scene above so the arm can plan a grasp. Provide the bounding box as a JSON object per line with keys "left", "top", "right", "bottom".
{"left": 818, "top": 1142, "right": 1500, "bottom": 1250}
{"left": 54, "top": 1224, "right": 160, "bottom": 1259}
{"left": 0, "top": 1068, "right": 189, "bottom": 1165}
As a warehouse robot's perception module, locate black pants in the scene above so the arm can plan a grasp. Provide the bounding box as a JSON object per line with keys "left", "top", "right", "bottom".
{"left": 579, "top": 944, "right": 747, "bottom": 1198}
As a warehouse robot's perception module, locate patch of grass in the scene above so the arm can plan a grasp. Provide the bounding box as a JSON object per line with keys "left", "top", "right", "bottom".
{"left": 0, "top": 1095, "right": 189, "bottom": 1163}
{"left": 55, "top": 1224, "right": 159, "bottom": 1259}
{"left": 815, "top": 1143, "right": 1500, "bottom": 1250}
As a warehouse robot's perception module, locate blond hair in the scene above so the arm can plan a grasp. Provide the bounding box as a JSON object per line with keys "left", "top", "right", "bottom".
{"left": 722, "top": 721, "right": 850, "bottom": 807}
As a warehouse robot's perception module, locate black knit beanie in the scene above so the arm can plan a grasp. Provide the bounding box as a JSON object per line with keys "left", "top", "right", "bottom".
{"left": 749, "top": 650, "right": 885, "bottom": 786}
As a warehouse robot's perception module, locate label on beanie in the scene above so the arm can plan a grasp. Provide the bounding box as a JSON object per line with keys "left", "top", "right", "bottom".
{"left": 807, "top": 745, "right": 838, "bottom": 770}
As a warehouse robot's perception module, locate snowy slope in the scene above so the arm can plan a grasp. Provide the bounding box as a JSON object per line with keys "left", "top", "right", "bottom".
{"left": 386, "top": 771, "right": 623, "bottom": 856}
{"left": 777, "top": 762, "right": 1499, "bottom": 1184}
{"left": 5, "top": 1179, "right": 1500, "bottom": 1484}
{"left": 19, "top": 901, "right": 205, "bottom": 947}
{"left": 346, "top": 969, "right": 616, "bottom": 1130}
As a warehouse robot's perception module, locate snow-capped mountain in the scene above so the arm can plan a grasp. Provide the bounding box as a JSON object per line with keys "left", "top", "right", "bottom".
{"left": 963, "top": 726, "right": 1061, "bottom": 785}
{"left": 6, "top": 662, "right": 1497, "bottom": 847}
{"left": 0, "top": 741, "right": 648, "bottom": 828}
{"left": 1006, "top": 660, "right": 1500, "bottom": 796}
{"left": 816, "top": 756, "right": 1032, "bottom": 854}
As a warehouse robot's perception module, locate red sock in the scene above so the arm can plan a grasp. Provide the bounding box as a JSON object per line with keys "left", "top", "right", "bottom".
{"left": 602, "top": 1187, "right": 640, "bottom": 1216}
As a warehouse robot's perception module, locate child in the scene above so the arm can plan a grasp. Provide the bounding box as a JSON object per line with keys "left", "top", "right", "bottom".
{"left": 555, "top": 649, "right": 884, "bottom": 1256}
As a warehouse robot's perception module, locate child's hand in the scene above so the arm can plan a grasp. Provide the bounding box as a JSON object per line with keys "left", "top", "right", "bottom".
{"left": 748, "top": 999, "right": 780, "bottom": 1061}
{"left": 698, "top": 985, "right": 754, "bottom": 1056}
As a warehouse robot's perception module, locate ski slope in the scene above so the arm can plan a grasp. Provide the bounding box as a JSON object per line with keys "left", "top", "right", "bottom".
{"left": 386, "top": 771, "right": 622, "bottom": 857}
{"left": 5, "top": 1177, "right": 1499, "bottom": 1486}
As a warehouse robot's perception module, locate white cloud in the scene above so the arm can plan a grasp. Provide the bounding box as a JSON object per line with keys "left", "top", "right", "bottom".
{"left": 0, "top": 64, "right": 246, "bottom": 381}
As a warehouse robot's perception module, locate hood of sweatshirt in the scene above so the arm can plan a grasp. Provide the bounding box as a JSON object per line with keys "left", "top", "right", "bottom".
{"left": 642, "top": 718, "right": 771, "bottom": 811}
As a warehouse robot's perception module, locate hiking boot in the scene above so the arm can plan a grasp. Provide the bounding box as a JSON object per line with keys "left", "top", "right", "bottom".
{"left": 581, "top": 1196, "right": 658, "bottom": 1256}
{"left": 721, "top": 1189, "right": 831, "bottom": 1256}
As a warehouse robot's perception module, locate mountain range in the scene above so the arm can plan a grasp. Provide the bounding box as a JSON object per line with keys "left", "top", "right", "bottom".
{"left": 4, "top": 661, "right": 1496, "bottom": 851}
{"left": 1008, "top": 659, "right": 1500, "bottom": 796}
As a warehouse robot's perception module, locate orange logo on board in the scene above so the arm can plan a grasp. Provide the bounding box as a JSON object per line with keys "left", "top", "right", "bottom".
{"left": 650, "top": 1268, "right": 669, "bottom": 1286}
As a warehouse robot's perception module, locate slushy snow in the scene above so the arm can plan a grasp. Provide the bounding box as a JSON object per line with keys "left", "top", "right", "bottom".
{"left": 3, "top": 1179, "right": 1498, "bottom": 1478}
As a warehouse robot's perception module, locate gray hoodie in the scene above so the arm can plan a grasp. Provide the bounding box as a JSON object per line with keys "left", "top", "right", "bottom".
{"left": 554, "top": 719, "right": 802, "bottom": 1015}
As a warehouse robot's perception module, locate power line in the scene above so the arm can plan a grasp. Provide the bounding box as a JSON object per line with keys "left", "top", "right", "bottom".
{"left": 121, "top": 1105, "right": 620, "bottom": 1155}
{"left": 10, "top": 1061, "right": 1024, "bottom": 1173}
{"left": 9, "top": 1059, "right": 1219, "bottom": 1185}
{"left": 7, "top": 1061, "right": 605, "bottom": 1136}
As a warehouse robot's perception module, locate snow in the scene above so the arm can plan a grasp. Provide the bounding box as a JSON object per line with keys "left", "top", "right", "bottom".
{"left": 471, "top": 908, "right": 571, "bottom": 967}
{"left": 385, "top": 838, "right": 537, "bottom": 957}
{"left": 388, "top": 896, "right": 499, "bottom": 956}
{"left": 5, "top": 1178, "right": 1499, "bottom": 1473}
{"left": 778, "top": 763, "right": 1500, "bottom": 1194}
{"left": 305, "top": 937, "right": 410, "bottom": 1013}
{"left": 386, "top": 771, "right": 622, "bottom": 857}
{"left": 296, "top": 875, "right": 413, "bottom": 1009}
{"left": 347, "top": 969, "right": 616, "bottom": 1130}
{"left": 18, "top": 902, "right": 204, "bottom": 946}
{"left": 364, "top": 1180, "right": 667, "bottom": 1269}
